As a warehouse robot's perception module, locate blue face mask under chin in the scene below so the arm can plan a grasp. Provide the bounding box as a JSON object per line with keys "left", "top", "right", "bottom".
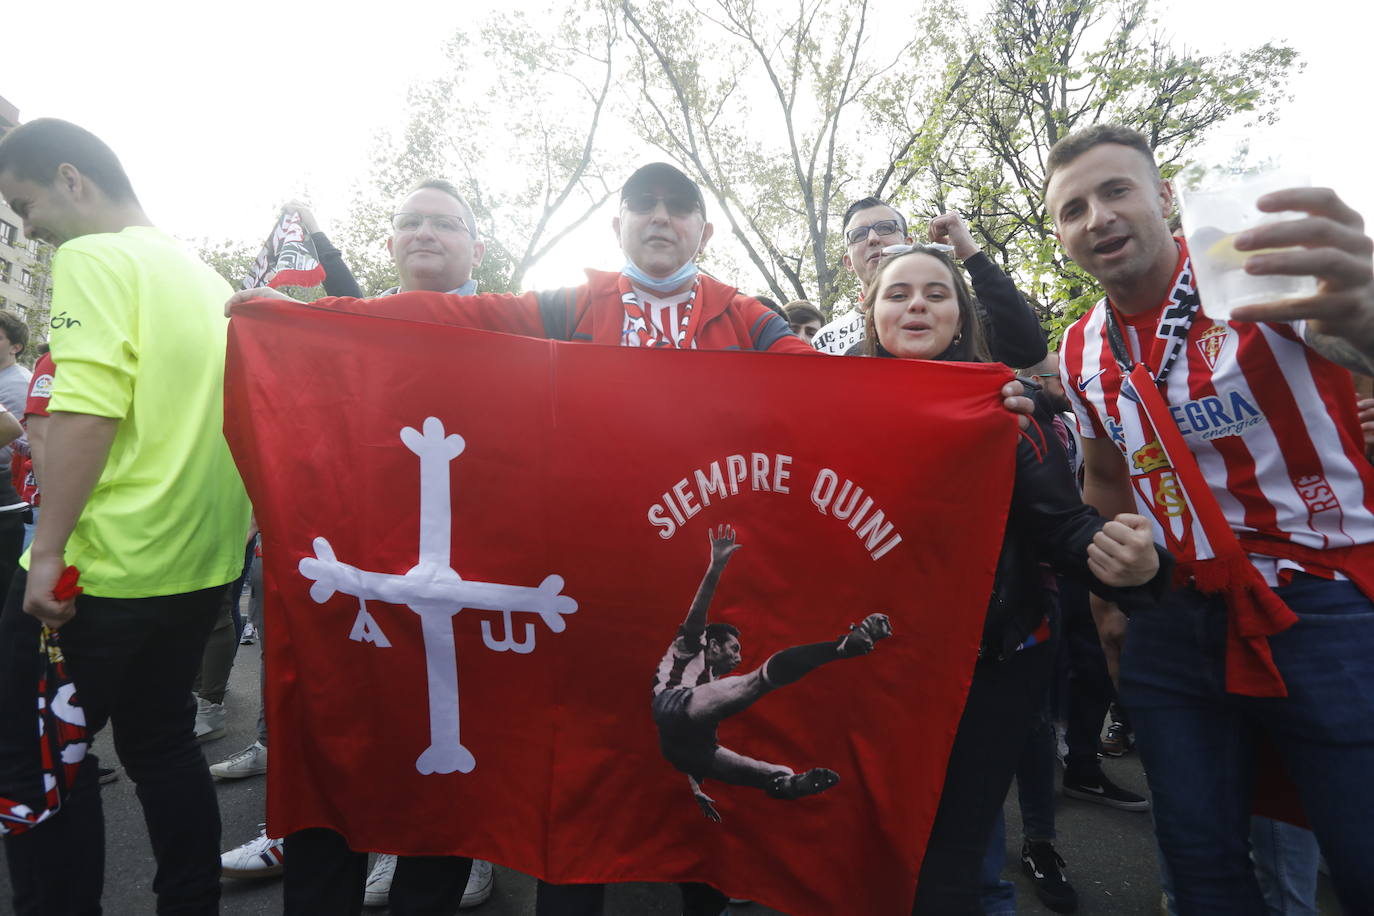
{"left": 622, "top": 258, "right": 699, "bottom": 295}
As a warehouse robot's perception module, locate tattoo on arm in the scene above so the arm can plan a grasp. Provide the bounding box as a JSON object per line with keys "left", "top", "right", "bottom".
{"left": 1305, "top": 327, "right": 1374, "bottom": 376}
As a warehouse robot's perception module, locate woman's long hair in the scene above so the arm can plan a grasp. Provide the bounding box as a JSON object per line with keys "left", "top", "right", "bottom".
{"left": 861, "top": 246, "right": 992, "bottom": 362}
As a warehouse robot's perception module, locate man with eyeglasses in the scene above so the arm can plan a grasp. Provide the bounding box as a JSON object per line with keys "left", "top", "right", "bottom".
{"left": 813, "top": 197, "right": 1047, "bottom": 368}
{"left": 216, "top": 178, "right": 497, "bottom": 915}
{"left": 381, "top": 180, "right": 485, "bottom": 296}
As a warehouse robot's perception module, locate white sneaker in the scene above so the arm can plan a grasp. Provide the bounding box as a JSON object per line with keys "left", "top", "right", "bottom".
{"left": 221, "top": 826, "right": 284, "bottom": 878}
{"left": 364, "top": 853, "right": 397, "bottom": 907}
{"left": 462, "top": 859, "right": 494, "bottom": 908}
{"left": 240, "top": 621, "right": 258, "bottom": 645}
{"left": 362, "top": 854, "right": 494, "bottom": 908}
{"left": 210, "top": 740, "right": 268, "bottom": 779}
{"left": 194, "top": 696, "right": 226, "bottom": 742}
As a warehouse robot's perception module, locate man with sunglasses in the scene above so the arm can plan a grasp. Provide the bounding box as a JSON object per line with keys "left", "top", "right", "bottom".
{"left": 814, "top": 198, "right": 1047, "bottom": 368}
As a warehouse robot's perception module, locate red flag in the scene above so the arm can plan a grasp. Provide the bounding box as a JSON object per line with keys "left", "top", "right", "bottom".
{"left": 223, "top": 299, "right": 1018, "bottom": 915}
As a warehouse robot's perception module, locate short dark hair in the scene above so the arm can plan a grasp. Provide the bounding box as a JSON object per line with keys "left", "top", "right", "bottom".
{"left": 862, "top": 246, "right": 990, "bottom": 362}
{"left": 1044, "top": 124, "right": 1158, "bottom": 191}
{"left": 402, "top": 178, "right": 479, "bottom": 239}
{"left": 842, "top": 196, "right": 907, "bottom": 238}
{"left": 704, "top": 622, "right": 740, "bottom": 645}
{"left": 0, "top": 118, "right": 138, "bottom": 203}
{"left": 784, "top": 300, "right": 824, "bottom": 326}
{"left": 0, "top": 310, "right": 28, "bottom": 355}
{"left": 754, "top": 295, "right": 785, "bottom": 318}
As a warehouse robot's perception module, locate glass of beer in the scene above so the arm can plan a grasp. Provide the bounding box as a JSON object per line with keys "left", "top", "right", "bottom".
{"left": 1176, "top": 169, "right": 1317, "bottom": 320}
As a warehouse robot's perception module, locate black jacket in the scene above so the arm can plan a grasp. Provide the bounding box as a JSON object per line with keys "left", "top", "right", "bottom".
{"left": 981, "top": 389, "right": 1171, "bottom": 659}
{"left": 311, "top": 232, "right": 363, "bottom": 299}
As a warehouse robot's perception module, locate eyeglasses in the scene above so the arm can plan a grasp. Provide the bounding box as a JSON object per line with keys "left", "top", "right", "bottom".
{"left": 623, "top": 192, "right": 700, "bottom": 218}
{"left": 390, "top": 212, "right": 471, "bottom": 236}
{"left": 1030, "top": 372, "right": 1059, "bottom": 378}
{"left": 846, "top": 219, "right": 904, "bottom": 245}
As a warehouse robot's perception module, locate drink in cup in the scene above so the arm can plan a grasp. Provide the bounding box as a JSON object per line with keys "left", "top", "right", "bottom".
{"left": 1177, "top": 170, "right": 1317, "bottom": 320}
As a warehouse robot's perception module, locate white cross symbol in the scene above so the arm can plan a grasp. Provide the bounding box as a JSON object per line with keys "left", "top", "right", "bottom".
{"left": 298, "top": 417, "right": 578, "bottom": 775}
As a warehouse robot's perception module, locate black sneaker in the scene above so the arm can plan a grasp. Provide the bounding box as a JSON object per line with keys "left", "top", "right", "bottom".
{"left": 767, "top": 768, "right": 839, "bottom": 799}
{"left": 1020, "top": 840, "right": 1079, "bottom": 913}
{"left": 1063, "top": 770, "right": 1149, "bottom": 811}
{"left": 1100, "top": 719, "right": 1134, "bottom": 757}
{"left": 98, "top": 766, "right": 119, "bottom": 785}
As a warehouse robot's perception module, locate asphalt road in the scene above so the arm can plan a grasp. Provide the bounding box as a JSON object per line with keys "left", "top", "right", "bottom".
{"left": 0, "top": 632, "right": 1343, "bottom": 914}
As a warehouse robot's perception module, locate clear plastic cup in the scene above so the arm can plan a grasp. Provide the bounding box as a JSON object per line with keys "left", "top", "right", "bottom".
{"left": 1176, "top": 170, "right": 1317, "bottom": 320}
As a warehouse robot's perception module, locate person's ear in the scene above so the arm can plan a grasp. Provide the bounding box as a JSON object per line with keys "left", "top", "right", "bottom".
{"left": 696, "top": 221, "right": 714, "bottom": 257}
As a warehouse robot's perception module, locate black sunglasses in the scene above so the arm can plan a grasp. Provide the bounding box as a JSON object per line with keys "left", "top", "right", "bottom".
{"left": 623, "top": 192, "right": 700, "bottom": 218}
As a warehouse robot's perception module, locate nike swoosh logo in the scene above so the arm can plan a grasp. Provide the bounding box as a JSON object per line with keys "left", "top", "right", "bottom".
{"left": 1075, "top": 784, "right": 1106, "bottom": 794}
{"left": 1077, "top": 368, "right": 1107, "bottom": 391}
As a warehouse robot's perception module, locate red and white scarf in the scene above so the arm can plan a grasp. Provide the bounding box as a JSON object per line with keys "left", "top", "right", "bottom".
{"left": 618, "top": 274, "right": 700, "bottom": 348}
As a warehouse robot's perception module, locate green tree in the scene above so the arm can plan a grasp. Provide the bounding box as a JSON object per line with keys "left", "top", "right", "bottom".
{"left": 621, "top": 0, "right": 942, "bottom": 314}
{"left": 192, "top": 237, "right": 257, "bottom": 290}
{"left": 889, "top": 0, "right": 1299, "bottom": 338}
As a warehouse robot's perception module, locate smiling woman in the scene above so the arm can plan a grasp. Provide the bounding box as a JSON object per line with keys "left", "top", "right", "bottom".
{"left": 859, "top": 247, "right": 1170, "bottom": 914}
{"left": 861, "top": 247, "right": 989, "bottom": 362}
{"left": 866, "top": 250, "right": 979, "bottom": 361}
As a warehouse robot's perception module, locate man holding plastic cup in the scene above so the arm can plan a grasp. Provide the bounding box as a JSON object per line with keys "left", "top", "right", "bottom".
{"left": 1046, "top": 124, "right": 1374, "bottom": 914}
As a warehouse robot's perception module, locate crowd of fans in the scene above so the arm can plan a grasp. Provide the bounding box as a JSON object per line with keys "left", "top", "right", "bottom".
{"left": 0, "top": 114, "right": 1371, "bottom": 916}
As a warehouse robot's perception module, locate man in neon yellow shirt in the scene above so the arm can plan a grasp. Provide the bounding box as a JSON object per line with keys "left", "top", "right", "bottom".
{"left": 0, "top": 118, "right": 250, "bottom": 914}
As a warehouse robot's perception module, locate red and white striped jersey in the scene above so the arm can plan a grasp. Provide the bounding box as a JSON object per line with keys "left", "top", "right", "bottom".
{"left": 650, "top": 633, "right": 714, "bottom": 697}
{"left": 1060, "top": 249, "right": 1374, "bottom": 583}
{"left": 623, "top": 287, "right": 699, "bottom": 349}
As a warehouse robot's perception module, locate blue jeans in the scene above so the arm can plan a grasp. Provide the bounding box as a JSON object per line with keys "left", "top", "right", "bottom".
{"left": 1015, "top": 703, "right": 1058, "bottom": 842}
{"left": 1119, "top": 575, "right": 1374, "bottom": 915}
{"left": 977, "top": 810, "right": 1016, "bottom": 915}
{"left": 1251, "top": 815, "right": 1320, "bottom": 916}
{"left": 1157, "top": 816, "right": 1320, "bottom": 916}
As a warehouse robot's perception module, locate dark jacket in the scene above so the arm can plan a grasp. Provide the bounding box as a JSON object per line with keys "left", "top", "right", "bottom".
{"left": 311, "top": 232, "right": 364, "bottom": 299}
{"left": 981, "top": 387, "right": 1171, "bottom": 659}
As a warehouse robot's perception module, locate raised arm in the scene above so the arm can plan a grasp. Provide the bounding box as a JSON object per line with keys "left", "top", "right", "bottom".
{"left": 680, "top": 524, "right": 742, "bottom": 641}
{"left": 930, "top": 211, "right": 1048, "bottom": 367}
{"left": 285, "top": 200, "right": 364, "bottom": 299}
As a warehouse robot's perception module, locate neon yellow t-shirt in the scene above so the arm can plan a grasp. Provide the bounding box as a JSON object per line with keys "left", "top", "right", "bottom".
{"left": 26, "top": 226, "right": 250, "bottom": 597}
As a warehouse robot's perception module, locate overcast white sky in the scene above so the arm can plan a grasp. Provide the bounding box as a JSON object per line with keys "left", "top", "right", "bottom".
{"left": 5, "top": 0, "right": 1371, "bottom": 291}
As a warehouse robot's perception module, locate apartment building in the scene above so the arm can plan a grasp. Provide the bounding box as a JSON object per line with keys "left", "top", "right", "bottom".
{"left": 0, "top": 95, "right": 52, "bottom": 354}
